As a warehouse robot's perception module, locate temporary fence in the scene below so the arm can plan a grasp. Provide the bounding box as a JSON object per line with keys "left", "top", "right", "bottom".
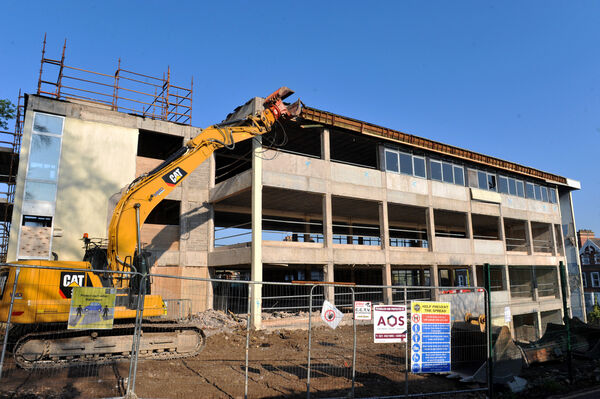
{"left": 1, "top": 263, "right": 492, "bottom": 398}
{"left": 0, "top": 264, "right": 143, "bottom": 398}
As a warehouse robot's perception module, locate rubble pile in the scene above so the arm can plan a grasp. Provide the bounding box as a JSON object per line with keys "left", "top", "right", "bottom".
{"left": 190, "top": 309, "right": 245, "bottom": 336}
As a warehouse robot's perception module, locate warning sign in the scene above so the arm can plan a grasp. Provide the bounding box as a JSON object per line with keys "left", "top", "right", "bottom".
{"left": 354, "top": 301, "right": 372, "bottom": 320}
{"left": 321, "top": 300, "right": 343, "bottom": 329}
{"left": 373, "top": 305, "right": 407, "bottom": 343}
{"left": 410, "top": 301, "right": 451, "bottom": 373}
{"left": 68, "top": 287, "right": 116, "bottom": 330}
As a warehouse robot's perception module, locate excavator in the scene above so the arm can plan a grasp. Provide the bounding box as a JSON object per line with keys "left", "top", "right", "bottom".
{"left": 0, "top": 87, "right": 296, "bottom": 368}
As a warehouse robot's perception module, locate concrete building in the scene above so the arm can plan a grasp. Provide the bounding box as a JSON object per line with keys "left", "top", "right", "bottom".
{"left": 0, "top": 44, "right": 585, "bottom": 340}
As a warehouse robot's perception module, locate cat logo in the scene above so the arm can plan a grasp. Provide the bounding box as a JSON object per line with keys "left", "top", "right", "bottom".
{"left": 59, "top": 272, "right": 87, "bottom": 299}
{"left": 162, "top": 167, "right": 188, "bottom": 187}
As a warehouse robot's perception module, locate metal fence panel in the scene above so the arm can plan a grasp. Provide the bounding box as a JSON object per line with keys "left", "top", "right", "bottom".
{"left": 0, "top": 264, "right": 142, "bottom": 399}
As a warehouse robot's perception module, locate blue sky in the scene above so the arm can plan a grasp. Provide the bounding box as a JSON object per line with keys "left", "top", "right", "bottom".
{"left": 1, "top": 1, "right": 599, "bottom": 233}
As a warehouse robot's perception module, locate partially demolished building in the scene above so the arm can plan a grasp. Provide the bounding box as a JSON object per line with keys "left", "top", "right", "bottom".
{"left": 0, "top": 41, "right": 585, "bottom": 339}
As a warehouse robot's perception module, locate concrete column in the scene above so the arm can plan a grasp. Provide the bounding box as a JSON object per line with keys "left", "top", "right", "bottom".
{"left": 466, "top": 212, "right": 473, "bottom": 239}
{"left": 324, "top": 262, "right": 335, "bottom": 302}
{"left": 380, "top": 201, "right": 393, "bottom": 304}
{"left": 431, "top": 264, "right": 439, "bottom": 300}
{"left": 250, "top": 137, "right": 263, "bottom": 329}
{"left": 321, "top": 128, "right": 330, "bottom": 161}
{"left": 471, "top": 265, "right": 478, "bottom": 287}
{"left": 504, "top": 265, "right": 512, "bottom": 300}
{"left": 550, "top": 223, "right": 558, "bottom": 256}
{"left": 525, "top": 221, "right": 534, "bottom": 255}
{"left": 426, "top": 207, "right": 435, "bottom": 251}
{"left": 323, "top": 194, "right": 333, "bottom": 247}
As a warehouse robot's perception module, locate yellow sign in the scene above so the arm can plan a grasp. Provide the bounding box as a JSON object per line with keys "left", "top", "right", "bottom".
{"left": 411, "top": 302, "right": 450, "bottom": 315}
{"left": 68, "top": 287, "right": 116, "bottom": 330}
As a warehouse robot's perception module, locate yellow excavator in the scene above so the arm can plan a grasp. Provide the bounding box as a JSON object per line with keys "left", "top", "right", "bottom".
{"left": 0, "top": 87, "right": 296, "bottom": 368}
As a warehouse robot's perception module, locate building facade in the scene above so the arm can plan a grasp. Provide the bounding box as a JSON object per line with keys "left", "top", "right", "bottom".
{"left": 4, "top": 89, "right": 585, "bottom": 340}
{"left": 578, "top": 229, "right": 600, "bottom": 311}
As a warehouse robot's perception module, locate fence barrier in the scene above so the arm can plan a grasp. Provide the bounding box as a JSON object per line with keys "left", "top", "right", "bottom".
{"left": 0, "top": 264, "right": 495, "bottom": 398}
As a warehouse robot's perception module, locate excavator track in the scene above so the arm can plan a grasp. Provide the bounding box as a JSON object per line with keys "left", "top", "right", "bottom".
{"left": 13, "top": 322, "right": 206, "bottom": 369}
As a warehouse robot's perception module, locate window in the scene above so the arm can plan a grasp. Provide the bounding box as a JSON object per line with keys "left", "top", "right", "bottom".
{"left": 19, "top": 112, "right": 64, "bottom": 260}
{"left": 526, "top": 182, "right": 535, "bottom": 199}
{"left": 431, "top": 160, "right": 464, "bottom": 185}
{"left": 468, "top": 169, "right": 478, "bottom": 188}
{"left": 414, "top": 156, "right": 426, "bottom": 178}
{"left": 582, "top": 272, "right": 587, "bottom": 288}
{"left": 541, "top": 186, "right": 549, "bottom": 202}
{"left": 472, "top": 170, "right": 497, "bottom": 191}
{"left": 582, "top": 254, "right": 590, "bottom": 265}
{"left": 534, "top": 184, "right": 542, "bottom": 201}
{"left": 508, "top": 178, "right": 517, "bottom": 196}
{"left": 399, "top": 152, "right": 413, "bottom": 175}
{"left": 592, "top": 272, "right": 600, "bottom": 288}
{"left": 385, "top": 150, "right": 399, "bottom": 173}
{"left": 431, "top": 161, "right": 442, "bottom": 181}
{"left": 385, "top": 148, "right": 426, "bottom": 178}
{"left": 516, "top": 181, "right": 525, "bottom": 197}
{"left": 498, "top": 176, "right": 509, "bottom": 194}
{"left": 548, "top": 188, "right": 557, "bottom": 204}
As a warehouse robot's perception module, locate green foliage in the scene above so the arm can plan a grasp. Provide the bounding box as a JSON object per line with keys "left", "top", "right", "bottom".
{"left": 588, "top": 303, "right": 600, "bottom": 324}
{"left": 0, "top": 99, "right": 16, "bottom": 130}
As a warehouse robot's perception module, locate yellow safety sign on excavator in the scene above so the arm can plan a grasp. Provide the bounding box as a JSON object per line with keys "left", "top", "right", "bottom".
{"left": 68, "top": 287, "right": 116, "bottom": 330}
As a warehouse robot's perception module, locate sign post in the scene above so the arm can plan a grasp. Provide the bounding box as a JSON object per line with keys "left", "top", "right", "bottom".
{"left": 410, "top": 301, "right": 451, "bottom": 373}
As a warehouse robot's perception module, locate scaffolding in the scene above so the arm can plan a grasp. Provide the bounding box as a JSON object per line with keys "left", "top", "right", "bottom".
{"left": 37, "top": 35, "right": 193, "bottom": 125}
{"left": 0, "top": 91, "right": 24, "bottom": 262}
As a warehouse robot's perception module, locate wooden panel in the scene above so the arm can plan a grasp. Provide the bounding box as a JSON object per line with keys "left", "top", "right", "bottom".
{"left": 19, "top": 226, "right": 51, "bottom": 258}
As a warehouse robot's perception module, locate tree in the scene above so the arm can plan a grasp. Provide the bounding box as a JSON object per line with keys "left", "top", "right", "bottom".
{"left": 0, "top": 99, "right": 16, "bottom": 130}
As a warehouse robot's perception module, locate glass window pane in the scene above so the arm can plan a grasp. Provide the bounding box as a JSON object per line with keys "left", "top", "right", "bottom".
{"left": 33, "top": 113, "right": 63, "bottom": 135}
{"left": 508, "top": 178, "right": 517, "bottom": 195}
{"left": 430, "top": 161, "right": 442, "bottom": 181}
{"left": 534, "top": 184, "right": 542, "bottom": 201}
{"left": 526, "top": 182, "right": 535, "bottom": 199}
{"left": 498, "top": 176, "right": 509, "bottom": 194}
{"left": 478, "top": 171, "right": 487, "bottom": 190}
{"left": 453, "top": 166, "right": 464, "bottom": 186}
{"left": 27, "top": 134, "right": 61, "bottom": 180}
{"left": 549, "top": 188, "right": 557, "bottom": 203}
{"left": 442, "top": 163, "right": 453, "bottom": 183}
{"left": 385, "top": 150, "right": 399, "bottom": 173}
{"left": 399, "top": 152, "right": 413, "bottom": 175}
{"left": 516, "top": 181, "right": 525, "bottom": 197}
{"left": 468, "top": 169, "right": 478, "bottom": 188}
{"left": 414, "top": 157, "right": 426, "bottom": 178}
{"left": 24, "top": 181, "right": 57, "bottom": 202}
{"left": 487, "top": 174, "right": 497, "bottom": 191}
{"left": 541, "top": 186, "right": 549, "bottom": 202}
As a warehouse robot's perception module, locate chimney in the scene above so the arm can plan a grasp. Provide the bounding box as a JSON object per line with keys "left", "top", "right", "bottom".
{"left": 577, "top": 229, "right": 595, "bottom": 248}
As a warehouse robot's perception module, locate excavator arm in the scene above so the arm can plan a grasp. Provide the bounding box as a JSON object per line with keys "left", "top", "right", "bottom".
{"left": 106, "top": 87, "right": 294, "bottom": 275}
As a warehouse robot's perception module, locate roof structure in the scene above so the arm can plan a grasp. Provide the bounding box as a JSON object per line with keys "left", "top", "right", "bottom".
{"left": 298, "top": 104, "right": 573, "bottom": 187}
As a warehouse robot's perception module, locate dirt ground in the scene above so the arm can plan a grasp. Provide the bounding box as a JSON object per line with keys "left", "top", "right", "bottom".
{"left": 0, "top": 315, "right": 487, "bottom": 399}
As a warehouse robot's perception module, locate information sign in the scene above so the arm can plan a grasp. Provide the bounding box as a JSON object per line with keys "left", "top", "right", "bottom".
{"left": 68, "top": 287, "right": 116, "bottom": 330}
{"left": 410, "top": 301, "right": 451, "bottom": 373}
{"left": 373, "top": 305, "right": 407, "bottom": 343}
{"left": 354, "top": 301, "right": 372, "bottom": 320}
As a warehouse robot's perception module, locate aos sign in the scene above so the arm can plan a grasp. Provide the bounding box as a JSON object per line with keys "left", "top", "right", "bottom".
{"left": 373, "top": 305, "right": 407, "bottom": 343}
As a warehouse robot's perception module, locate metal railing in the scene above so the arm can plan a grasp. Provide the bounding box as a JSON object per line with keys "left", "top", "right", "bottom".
{"left": 37, "top": 35, "right": 193, "bottom": 125}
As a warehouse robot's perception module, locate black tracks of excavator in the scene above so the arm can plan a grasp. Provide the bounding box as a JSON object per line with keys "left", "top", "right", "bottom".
{"left": 13, "top": 321, "right": 206, "bottom": 369}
